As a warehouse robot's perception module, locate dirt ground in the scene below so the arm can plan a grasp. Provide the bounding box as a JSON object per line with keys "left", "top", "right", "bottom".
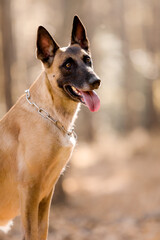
{"left": 1, "top": 128, "right": 160, "bottom": 240}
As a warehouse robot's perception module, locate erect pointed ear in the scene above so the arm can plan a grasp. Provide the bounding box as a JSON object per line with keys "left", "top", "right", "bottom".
{"left": 71, "top": 15, "right": 89, "bottom": 52}
{"left": 37, "top": 26, "right": 59, "bottom": 67}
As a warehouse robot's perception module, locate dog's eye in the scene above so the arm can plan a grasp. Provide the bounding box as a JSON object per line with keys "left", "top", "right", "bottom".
{"left": 62, "top": 57, "right": 75, "bottom": 71}
{"left": 86, "top": 57, "right": 91, "bottom": 63}
{"left": 83, "top": 55, "right": 92, "bottom": 66}
{"left": 65, "top": 62, "right": 72, "bottom": 70}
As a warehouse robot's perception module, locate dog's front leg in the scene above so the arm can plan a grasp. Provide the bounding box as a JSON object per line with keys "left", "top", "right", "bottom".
{"left": 38, "top": 188, "right": 54, "bottom": 240}
{"left": 20, "top": 184, "right": 40, "bottom": 240}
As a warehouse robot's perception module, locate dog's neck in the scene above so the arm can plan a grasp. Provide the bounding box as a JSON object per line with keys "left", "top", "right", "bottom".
{"left": 29, "top": 71, "right": 80, "bottom": 132}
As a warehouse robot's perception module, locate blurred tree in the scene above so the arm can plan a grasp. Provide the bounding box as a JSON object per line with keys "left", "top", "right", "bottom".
{"left": 0, "top": 0, "right": 14, "bottom": 110}
{"left": 143, "top": 0, "right": 159, "bottom": 127}
{"left": 114, "top": 0, "right": 134, "bottom": 130}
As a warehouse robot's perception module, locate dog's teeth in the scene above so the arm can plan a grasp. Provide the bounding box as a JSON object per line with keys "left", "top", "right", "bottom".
{"left": 72, "top": 87, "right": 76, "bottom": 91}
{"left": 72, "top": 87, "right": 78, "bottom": 94}
{"left": 71, "top": 86, "right": 82, "bottom": 96}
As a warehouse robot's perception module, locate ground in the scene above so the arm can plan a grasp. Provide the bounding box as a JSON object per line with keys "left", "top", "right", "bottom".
{"left": 1, "top": 128, "right": 160, "bottom": 240}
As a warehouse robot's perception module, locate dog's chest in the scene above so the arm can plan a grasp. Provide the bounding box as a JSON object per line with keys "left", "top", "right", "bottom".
{"left": 40, "top": 134, "right": 76, "bottom": 199}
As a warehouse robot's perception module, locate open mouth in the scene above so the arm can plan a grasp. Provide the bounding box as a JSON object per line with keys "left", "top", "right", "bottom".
{"left": 64, "top": 85, "right": 100, "bottom": 112}
{"left": 64, "top": 85, "right": 83, "bottom": 103}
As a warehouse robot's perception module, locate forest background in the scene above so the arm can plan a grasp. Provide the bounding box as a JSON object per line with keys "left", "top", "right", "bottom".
{"left": 1, "top": 0, "right": 160, "bottom": 239}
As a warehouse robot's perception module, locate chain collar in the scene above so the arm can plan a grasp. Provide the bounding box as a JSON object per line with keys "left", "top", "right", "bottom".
{"left": 25, "top": 89, "right": 77, "bottom": 139}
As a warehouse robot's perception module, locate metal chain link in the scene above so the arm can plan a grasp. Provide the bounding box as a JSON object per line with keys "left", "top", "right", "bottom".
{"left": 25, "top": 89, "right": 77, "bottom": 138}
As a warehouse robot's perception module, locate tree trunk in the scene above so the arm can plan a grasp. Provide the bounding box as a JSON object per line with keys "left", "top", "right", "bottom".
{"left": 1, "top": 0, "right": 14, "bottom": 110}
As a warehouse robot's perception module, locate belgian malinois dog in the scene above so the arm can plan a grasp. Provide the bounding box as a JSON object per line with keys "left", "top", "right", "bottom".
{"left": 0, "top": 16, "right": 101, "bottom": 240}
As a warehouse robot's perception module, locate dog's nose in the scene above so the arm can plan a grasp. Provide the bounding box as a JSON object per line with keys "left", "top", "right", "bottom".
{"left": 92, "top": 79, "right": 101, "bottom": 89}
{"left": 89, "top": 77, "right": 101, "bottom": 89}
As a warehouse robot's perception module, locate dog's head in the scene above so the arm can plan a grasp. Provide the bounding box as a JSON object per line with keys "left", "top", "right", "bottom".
{"left": 37, "top": 16, "right": 101, "bottom": 112}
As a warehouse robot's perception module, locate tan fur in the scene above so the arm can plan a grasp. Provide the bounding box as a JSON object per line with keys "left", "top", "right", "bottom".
{"left": 0, "top": 48, "right": 80, "bottom": 240}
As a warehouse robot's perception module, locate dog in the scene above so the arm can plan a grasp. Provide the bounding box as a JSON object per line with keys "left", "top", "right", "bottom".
{"left": 0, "top": 15, "right": 101, "bottom": 240}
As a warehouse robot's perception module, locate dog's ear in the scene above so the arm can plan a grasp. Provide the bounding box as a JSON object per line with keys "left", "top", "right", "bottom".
{"left": 37, "top": 26, "right": 59, "bottom": 67}
{"left": 71, "top": 15, "right": 89, "bottom": 51}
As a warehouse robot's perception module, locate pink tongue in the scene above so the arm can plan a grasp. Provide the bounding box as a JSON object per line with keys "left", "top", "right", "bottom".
{"left": 80, "top": 90, "right": 100, "bottom": 112}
